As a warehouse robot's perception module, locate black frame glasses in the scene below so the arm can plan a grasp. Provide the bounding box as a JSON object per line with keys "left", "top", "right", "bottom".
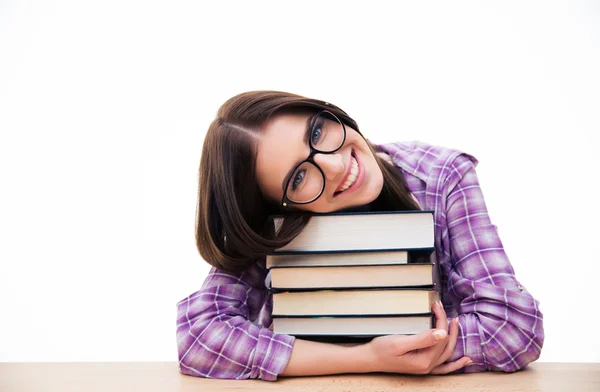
{"left": 281, "top": 110, "right": 347, "bottom": 207}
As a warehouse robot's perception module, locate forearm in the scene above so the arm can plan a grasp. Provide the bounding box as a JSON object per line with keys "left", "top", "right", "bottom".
{"left": 442, "top": 156, "right": 544, "bottom": 372}
{"left": 281, "top": 339, "right": 373, "bottom": 377}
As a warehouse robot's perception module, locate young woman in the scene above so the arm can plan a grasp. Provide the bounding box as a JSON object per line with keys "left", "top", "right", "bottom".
{"left": 176, "top": 91, "right": 544, "bottom": 380}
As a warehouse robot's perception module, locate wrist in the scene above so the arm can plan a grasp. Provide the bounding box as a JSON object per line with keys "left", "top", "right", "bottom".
{"left": 350, "top": 342, "right": 378, "bottom": 374}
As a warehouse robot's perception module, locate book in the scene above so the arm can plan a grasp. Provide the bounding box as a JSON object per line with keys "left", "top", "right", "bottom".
{"left": 272, "top": 289, "right": 440, "bottom": 317}
{"left": 270, "top": 263, "right": 435, "bottom": 290}
{"left": 273, "top": 210, "right": 434, "bottom": 253}
{"left": 266, "top": 249, "right": 410, "bottom": 268}
{"left": 272, "top": 315, "right": 433, "bottom": 336}
{"left": 269, "top": 210, "right": 440, "bottom": 340}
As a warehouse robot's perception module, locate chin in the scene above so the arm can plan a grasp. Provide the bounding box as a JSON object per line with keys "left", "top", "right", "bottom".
{"left": 361, "top": 175, "right": 384, "bottom": 203}
{"left": 336, "top": 184, "right": 384, "bottom": 212}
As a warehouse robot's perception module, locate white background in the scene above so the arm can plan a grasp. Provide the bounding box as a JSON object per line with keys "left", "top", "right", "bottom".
{"left": 1, "top": 0, "right": 599, "bottom": 363}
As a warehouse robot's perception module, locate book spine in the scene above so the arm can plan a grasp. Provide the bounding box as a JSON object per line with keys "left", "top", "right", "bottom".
{"left": 271, "top": 210, "right": 435, "bottom": 219}
{"left": 268, "top": 262, "right": 415, "bottom": 270}
{"left": 269, "top": 286, "right": 438, "bottom": 293}
{"left": 270, "top": 285, "right": 435, "bottom": 292}
{"left": 273, "top": 247, "right": 434, "bottom": 256}
{"left": 271, "top": 312, "right": 435, "bottom": 319}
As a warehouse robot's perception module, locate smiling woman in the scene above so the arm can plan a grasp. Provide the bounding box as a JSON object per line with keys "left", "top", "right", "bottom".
{"left": 177, "top": 90, "right": 544, "bottom": 381}
{"left": 194, "top": 91, "right": 420, "bottom": 273}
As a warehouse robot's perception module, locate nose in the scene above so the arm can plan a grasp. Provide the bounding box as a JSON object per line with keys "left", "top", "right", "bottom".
{"left": 314, "top": 153, "right": 345, "bottom": 181}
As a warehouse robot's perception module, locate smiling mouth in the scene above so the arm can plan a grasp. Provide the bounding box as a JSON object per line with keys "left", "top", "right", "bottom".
{"left": 334, "top": 151, "right": 359, "bottom": 196}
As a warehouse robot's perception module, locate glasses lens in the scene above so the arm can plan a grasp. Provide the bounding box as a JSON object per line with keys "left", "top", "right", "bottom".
{"left": 286, "top": 161, "right": 324, "bottom": 203}
{"left": 309, "top": 111, "right": 345, "bottom": 152}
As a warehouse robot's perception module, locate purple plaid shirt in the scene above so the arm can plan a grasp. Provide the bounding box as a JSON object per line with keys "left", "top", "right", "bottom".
{"left": 176, "top": 141, "right": 544, "bottom": 380}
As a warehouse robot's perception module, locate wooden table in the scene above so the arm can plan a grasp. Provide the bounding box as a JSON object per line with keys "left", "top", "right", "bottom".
{"left": 1, "top": 362, "right": 598, "bottom": 392}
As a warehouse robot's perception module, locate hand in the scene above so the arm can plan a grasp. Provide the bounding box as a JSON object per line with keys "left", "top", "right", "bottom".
{"left": 364, "top": 301, "right": 471, "bottom": 375}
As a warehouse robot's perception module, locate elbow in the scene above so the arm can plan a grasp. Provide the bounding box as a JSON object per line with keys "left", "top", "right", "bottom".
{"left": 175, "top": 316, "right": 255, "bottom": 380}
{"left": 176, "top": 323, "right": 212, "bottom": 378}
{"left": 485, "top": 319, "right": 545, "bottom": 373}
{"left": 176, "top": 294, "right": 246, "bottom": 379}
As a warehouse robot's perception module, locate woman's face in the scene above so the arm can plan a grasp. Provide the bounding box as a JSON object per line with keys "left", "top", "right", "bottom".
{"left": 255, "top": 111, "right": 384, "bottom": 213}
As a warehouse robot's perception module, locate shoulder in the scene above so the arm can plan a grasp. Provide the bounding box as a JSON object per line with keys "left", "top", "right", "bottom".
{"left": 375, "top": 141, "right": 479, "bottom": 186}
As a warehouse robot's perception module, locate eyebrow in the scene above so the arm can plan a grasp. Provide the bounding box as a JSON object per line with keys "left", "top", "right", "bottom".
{"left": 281, "top": 114, "right": 315, "bottom": 194}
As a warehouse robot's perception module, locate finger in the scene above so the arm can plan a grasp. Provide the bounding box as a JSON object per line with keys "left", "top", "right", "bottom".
{"left": 401, "top": 328, "right": 448, "bottom": 352}
{"left": 434, "top": 318, "right": 460, "bottom": 367}
{"left": 419, "top": 301, "right": 450, "bottom": 359}
{"left": 433, "top": 300, "right": 449, "bottom": 332}
{"left": 429, "top": 357, "right": 472, "bottom": 375}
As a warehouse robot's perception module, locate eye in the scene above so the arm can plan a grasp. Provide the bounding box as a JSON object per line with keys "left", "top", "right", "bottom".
{"left": 310, "top": 121, "right": 324, "bottom": 146}
{"left": 291, "top": 169, "right": 306, "bottom": 191}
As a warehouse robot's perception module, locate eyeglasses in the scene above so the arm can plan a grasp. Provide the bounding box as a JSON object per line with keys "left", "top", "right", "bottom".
{"left": 281, "top": 110, "right": 347, "bottom": 207}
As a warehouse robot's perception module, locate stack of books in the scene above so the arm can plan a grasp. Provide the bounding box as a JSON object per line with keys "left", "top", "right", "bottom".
{"left": 267, "top": 210, "right": 440, "bottom": 341}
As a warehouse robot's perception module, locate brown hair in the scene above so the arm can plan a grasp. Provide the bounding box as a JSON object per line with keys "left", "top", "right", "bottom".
{"left": 196, "top": 91, "right": 420, "bottom": 272}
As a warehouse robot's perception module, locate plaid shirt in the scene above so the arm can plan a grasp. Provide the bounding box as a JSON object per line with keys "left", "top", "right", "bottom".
{"left": 176, "top": 141, "right": 544, "bottom": 380}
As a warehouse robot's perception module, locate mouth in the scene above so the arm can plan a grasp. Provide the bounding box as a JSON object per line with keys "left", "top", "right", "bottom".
{"left": 334, "top": 149, "right": 363, "bottom": 196}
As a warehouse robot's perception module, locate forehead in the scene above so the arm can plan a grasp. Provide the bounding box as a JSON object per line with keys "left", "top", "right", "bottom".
{"left": 255, "top": 112, "right": 310, "bottom": 201}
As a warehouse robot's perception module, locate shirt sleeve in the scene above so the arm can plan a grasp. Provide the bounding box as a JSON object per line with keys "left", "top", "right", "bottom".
{"left": 176, "top": 261, "right": 295, "bottom": 380}
{"left": 440, "top": 154, "right": 544, "bottom": 373}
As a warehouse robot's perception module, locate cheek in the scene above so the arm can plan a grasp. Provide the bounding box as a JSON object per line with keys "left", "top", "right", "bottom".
{"left": 373, "top": 169, "right": 385, "bottom": 192}
{"left": 364, "top": 160, "right": 385, "bottom": 196}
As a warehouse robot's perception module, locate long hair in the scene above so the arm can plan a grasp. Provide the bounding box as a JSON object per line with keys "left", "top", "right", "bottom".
{"left": 196, "top": 91, "right": 420, "bottom": 272}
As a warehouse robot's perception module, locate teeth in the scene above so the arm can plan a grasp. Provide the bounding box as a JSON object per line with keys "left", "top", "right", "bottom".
{"left": 338, "top": 156, "right": 359, "bottom": 192}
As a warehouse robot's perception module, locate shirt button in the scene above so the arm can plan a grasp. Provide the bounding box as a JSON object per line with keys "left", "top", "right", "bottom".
{"left": 517, "top": 284, "right": 524, "bottom": 292}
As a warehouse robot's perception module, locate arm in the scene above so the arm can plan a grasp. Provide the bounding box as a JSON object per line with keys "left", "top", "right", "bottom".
{"left": 176, "top": 261, "right": 294, "bottom": 381}
{"left": 281, "top": 339, "right": 366, "bottom": 376}
{"left": 282, "top": 302, "right": 471, "bottom": 376}
{"left": 177, "top": 262, "right": 469, "bottom": 380}
{"left": 441, "top": 154, "right": 544, "bottom": 372}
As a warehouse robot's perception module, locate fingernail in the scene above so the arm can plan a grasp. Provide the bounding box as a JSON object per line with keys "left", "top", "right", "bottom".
{"left": 465, "top": 359, "right": 474, "bottom": 365}
{"left": 433, "top": 329, "right": 447, "bottom": 341}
